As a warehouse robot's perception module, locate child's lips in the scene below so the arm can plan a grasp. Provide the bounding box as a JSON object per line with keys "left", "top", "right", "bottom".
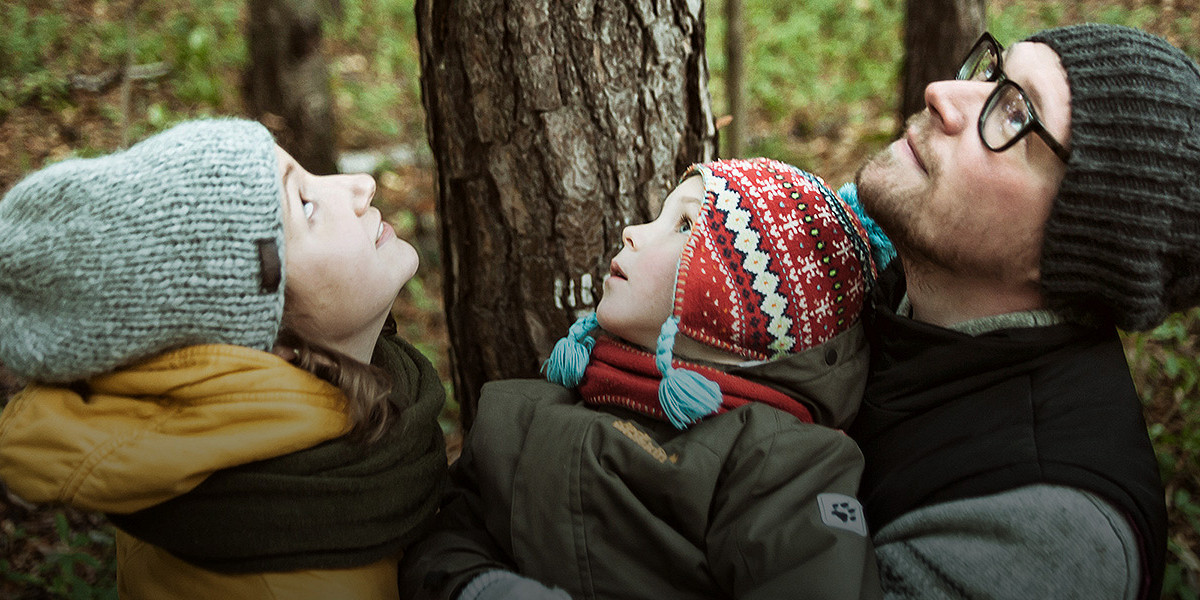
{"left": 609, "top": 260, "right": 627, "bottom": 280}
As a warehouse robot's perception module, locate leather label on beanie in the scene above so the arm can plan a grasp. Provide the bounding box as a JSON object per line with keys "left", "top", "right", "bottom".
{"left": 817, "top": 493, "right": 868, "bottom": 537}
{"left": 257, "top": 239, "right": 282, "bottom": 293}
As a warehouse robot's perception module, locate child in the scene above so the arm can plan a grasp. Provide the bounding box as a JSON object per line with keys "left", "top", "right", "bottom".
{"left": 399, "top": 158, "right": 887, "bottom": 600}
{"left": 0, "top": 119, "right": 447, "bottom": 599}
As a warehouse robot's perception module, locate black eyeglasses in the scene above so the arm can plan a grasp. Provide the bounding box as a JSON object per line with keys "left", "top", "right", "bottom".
{"left": 956, "top": 32, "right": 1071, "bottom": 163}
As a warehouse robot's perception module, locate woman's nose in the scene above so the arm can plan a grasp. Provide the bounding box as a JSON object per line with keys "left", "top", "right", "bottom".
{"left": 347, "top": 173, "right": 376, "bottom": 214}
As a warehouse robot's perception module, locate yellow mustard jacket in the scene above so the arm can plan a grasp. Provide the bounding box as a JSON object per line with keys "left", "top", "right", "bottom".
{"left": 0, "top": 344, "right": 401, "bottom": 600}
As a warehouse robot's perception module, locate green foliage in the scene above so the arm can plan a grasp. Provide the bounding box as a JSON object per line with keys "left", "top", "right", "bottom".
{"left": 1, "top": 512, "right": 117, "bottom": 599}
{"left": 988, "top": 2, "right": 1158, "bottom": 40}
{"left": 707, "top": 0, "right": 903, "bottom": 169}
{"left": 160, "top": 5, "right": 246, "bottom": 109}
{"left": 0, "top": 4, "right": 71, "bottom": 116}
{"left": 1125, "top": 309, "right": 1200, "bottom": 599}
{"left": 325, "top": 0, "right": 424, "bottom": 145}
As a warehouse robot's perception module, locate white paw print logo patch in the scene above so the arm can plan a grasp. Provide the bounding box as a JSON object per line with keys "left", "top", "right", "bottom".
{"left": 817, "top": 493, "right": 867, "bottom": 537}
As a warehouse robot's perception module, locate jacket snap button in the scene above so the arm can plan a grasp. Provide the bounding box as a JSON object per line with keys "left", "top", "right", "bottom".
{"left": 824, "top": 348, "right": 838, "bottom": 366}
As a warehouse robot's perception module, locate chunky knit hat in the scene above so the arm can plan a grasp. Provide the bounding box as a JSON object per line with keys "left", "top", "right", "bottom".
{"left": 1027, "top": 24, "right": 1200, "bottom": 331}
{"left": 0, "top": 119, "right": 285, "bottom": 382}
{"left": 546, "top": 158, "right": 878, "bottom": 428}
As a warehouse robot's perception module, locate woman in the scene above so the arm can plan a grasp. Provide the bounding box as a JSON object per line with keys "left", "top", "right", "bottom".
{"left": 0, "top": 118, "right": 447, "bottom": 599}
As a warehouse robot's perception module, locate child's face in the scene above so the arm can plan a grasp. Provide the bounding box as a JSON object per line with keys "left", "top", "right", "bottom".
{"left": 596, "top": 176, "right": 705, "bottom": 350}
{"left": 276, "top": 146, "right": 418, "bottom": 356}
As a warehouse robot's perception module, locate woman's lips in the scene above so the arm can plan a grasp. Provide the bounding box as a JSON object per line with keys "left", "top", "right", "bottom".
{"left": 375, "top": 221, "right": 394, "bottom": 248}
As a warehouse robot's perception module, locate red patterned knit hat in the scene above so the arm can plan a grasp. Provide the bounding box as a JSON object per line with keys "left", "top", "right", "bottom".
{"left": 546, "top": 158, "right": 876, "bottom": 428}
{"left": 676, "top": 158, "right": 875, "bottom": 361}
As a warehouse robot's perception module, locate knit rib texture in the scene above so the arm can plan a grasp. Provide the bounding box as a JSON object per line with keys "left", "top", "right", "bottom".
{"left": 1029, "top": 24, "right": 1200, "bottom": 331}
{"left": 0, "top": 119, "right": 285, "bottom": 382}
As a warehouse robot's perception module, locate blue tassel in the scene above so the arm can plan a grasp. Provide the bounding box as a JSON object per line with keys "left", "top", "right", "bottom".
{"left": 543, "top": 313, "right": 598, "bottom": 388}
{"left": 838, "top": 182, "right": 897, "bottom": 271}
{"left": 655, "top": 317, "right": 721, "bottom": 429}
{"left": 658, "top": 368, "right": 722, "bottom": 429}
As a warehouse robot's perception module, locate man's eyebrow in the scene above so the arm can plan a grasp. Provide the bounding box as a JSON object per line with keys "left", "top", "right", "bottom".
{"left": 1024, "top": 82, "right": 1049, "bottom": 120}
{"left": 1004, "top": 46, "right": 1052, "bottom": 118}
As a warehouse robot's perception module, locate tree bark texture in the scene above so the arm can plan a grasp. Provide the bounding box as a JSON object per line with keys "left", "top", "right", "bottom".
{"left": 417, "top": 0, "right": 715, "bottom": 428}
{"left": 243, "top": 0, "right": 337, "bottom": 174}
{"left": 899, "top": 0, "right": 986, "bottom": 123}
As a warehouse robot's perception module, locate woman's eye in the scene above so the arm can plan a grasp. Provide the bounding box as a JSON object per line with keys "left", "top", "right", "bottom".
{"left": 302, "top": 200, "right": 314, "bottom": 219}
{"left": 677, "top": 218, "right": 692, "bottom": 234}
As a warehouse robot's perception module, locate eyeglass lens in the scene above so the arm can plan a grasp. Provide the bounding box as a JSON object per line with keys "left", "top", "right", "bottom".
{"left": 959, "top": 39, "right": 998, "bottom": 82}
{"left": 980, "top": 83, "right": 1032, "bottom": 151}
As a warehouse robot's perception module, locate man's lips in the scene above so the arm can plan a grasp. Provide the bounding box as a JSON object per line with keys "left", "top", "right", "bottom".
{"left": 903, "top": 132, "right": 928, "bottom": 174}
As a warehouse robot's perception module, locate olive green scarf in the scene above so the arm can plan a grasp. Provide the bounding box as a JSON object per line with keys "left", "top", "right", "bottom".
{"left": 107, "top": 334, "right": 448, "bottom": 573}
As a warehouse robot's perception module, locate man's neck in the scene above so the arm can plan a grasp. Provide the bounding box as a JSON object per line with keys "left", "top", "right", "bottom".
{"left": 902, "top": 258, "right": 1046, "bottom": 328}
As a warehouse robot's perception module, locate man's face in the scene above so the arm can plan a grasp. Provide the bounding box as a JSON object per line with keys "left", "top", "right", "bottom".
{"left": 856, "top": 41, "right": 1071, "bottom": 284}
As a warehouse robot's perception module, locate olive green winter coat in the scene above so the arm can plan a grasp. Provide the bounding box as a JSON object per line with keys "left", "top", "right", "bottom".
{"left": 400, "top": 325, "right": 882, "bottom": 600}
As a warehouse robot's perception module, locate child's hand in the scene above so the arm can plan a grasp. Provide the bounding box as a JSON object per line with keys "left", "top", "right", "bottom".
{"left": 457, "top": 570, "right": 573, "bottom": 600}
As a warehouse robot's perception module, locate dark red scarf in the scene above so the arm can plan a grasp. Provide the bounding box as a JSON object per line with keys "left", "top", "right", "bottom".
{"left": 578, "top": 337, "right": 813, "bottom": 425}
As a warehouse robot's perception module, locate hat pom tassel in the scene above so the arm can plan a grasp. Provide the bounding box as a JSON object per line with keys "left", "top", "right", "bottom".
{"left": 658, "top": 368, "right": 722, "bottom": 429}
{"left": 656, "top": 316, "right": 722, "bottom": 429}
{"left": 543, "top": 312, "right": 598, "bottom": 388}
{"left": 837, "top": 182, "right": 896, "bottom": 271}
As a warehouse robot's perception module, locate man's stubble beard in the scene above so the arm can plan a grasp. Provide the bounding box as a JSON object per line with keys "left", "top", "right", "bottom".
{"left": 854, "top": 142, "right": 1028, "bottom": 282}
{"left": 854, "top": 145, "right": 944, "bottom": 270}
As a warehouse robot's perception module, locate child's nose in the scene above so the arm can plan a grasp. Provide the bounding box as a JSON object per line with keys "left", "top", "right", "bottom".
{"left": 622, "top": 223, "right": 643, "bottom": 250}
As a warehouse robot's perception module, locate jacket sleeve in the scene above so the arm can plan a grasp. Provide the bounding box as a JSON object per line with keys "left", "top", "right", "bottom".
{"left": 871, "top": 484, "right": 1141, "bottom": 600}
{"left": 396, "top": 444, "right": 514, "bottom": 600}
{"left": 705, "top": 414, "right": 882, "bottom": 600}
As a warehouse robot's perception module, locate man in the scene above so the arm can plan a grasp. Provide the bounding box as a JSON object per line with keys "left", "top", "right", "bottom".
{"left": 850, "top": 23, "right": 1199, "bottom": 600}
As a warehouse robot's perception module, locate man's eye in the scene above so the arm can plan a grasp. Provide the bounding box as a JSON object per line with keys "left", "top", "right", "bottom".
{"left": 1003, "top": 99, "right": 1027, "bottom": 135}
{"left": 302, "top": 200, "right": 314, "bottom": 219}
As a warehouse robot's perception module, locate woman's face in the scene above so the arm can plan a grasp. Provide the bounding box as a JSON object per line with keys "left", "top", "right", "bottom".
{"left": 276, "top": 146, "right": 418, "bottom": 361}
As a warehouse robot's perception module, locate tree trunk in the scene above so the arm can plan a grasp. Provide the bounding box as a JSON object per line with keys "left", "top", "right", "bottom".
{"left": 243, "top": 0, "right": 337, "bottom": 174}
{"left": 899, "top": 0, "right": 986, "bottom": 123}
{"left": 416, "top": 0, "right": 715, "bottom": 428}
{"left": 723, "top": 0, "right": 745, "bottom": 157}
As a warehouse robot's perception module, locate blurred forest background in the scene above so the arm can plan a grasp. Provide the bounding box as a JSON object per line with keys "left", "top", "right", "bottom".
{"left": 0, "top": 0, "right": 1197, "bottom": 598}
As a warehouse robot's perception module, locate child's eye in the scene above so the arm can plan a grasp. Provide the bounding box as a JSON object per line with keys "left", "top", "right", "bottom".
{"left": 302, "top": 200, "right": 314, "bottom": 219}
{"left": 677, "top": 217, "right": 692, "bottom": 234}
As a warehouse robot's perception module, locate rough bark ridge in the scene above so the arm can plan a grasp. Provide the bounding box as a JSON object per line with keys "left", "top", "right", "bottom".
{"left": 417, "top": 0, "right": 715, "bottom": 427}
{"left": 899, "top": 0, "right": 986, "bottom": 123}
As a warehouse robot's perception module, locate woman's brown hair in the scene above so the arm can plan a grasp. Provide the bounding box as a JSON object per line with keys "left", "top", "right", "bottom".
{"left": 274, "top": 325, "right": 396, "bottom": 443}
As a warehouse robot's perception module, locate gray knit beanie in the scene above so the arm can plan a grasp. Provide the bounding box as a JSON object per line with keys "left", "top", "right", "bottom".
{"left": 0, "top": 119, "right": 285, "bottom": 382}
{"left": 1027, "top": 24, "right": 1200, "bottom": 331}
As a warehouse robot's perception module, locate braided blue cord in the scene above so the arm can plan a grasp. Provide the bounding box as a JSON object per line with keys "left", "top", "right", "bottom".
{"left": 655, "top": 317, "right": 721, "bottom": 429}
{"left": 543, "top": 312, "right": 598, "bottom": 388}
